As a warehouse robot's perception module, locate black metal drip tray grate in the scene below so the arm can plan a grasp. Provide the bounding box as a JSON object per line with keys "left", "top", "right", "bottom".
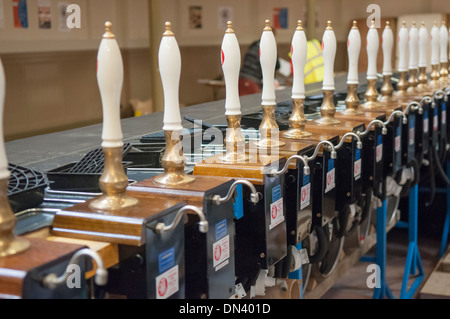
{"left": 46, "top": 143, "right": 132, "bottom": 192}
{"left": 8, "top": 163, "right": 48, "bottom": 213}
{"left": 68, "top": 143, "right": 132, "bottom": 174}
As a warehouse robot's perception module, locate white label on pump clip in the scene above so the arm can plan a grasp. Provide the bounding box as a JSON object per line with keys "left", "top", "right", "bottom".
{"left": 354, "top": 148, "right": 361, "bottom": 180}
{"left": 325, "top": 158, "right": 335, "bottom": 193}
{"left": 156, "top": 248, "right": 179, "bottom": 299}
{"left": 270, "top": 184, "right": 284, "bottom": 229}
{"left": 300, "top": 174, "right": 311, "bottom": 210}
{"left": 376, "top": 135, "right": 383, "bottom": 162}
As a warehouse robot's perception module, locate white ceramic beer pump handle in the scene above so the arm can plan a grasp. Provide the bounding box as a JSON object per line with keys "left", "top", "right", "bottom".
{"left": 366, "top": 21, "right": 379, "bottom": 80}
{"left": 159, "top": 22, "right": 183, "bottom": 131}
{"left": 382, "top": 23, "right": 394, "bottom": 75}
{"left": 291, "top": 20, "right": 307, "bottom": 99}
{"left": 418, "top": 23, "right": 428, "bottom": 68}
{"left": 347, "top": 21, "right": 361, "bottom": 85}
{"left": 222, "top": 22, "right": 241, "bottom": 116}
{"left": 322, "top": 21, "right": 337, "bottom": 91}
{"left": 398, "top": 22, "right": 408, "bottom": 72}
{"left": 97, "top": 22, "right": 124, "bottom": 148}
{"left": 260, "top": 20, "right": 277, "bottom": 106}
{"left": 0, "top": 59, "right": 9, "bottom": 180}
{"left": 409, "top": 23, "right": 419, "bottom": 70}
{"left": 440, "top": 22, "right": 448, "bottom": 63}
{"left": 430, "top": 23, "right": 440, "bottom": 65}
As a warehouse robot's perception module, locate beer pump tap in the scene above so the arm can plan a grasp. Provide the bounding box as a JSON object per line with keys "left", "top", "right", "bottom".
{"left": 154, "top": 22, "right": 196, "bottom": 186}
{"left": 217, "top": 21, "right": 248, "bottom": 163}
{"left": 89, "top": 22, "right": 138, "bottom": 211}
{"left": 361, "top": 20, "right": 382, "bottom": 110}
{"left": 315, "top": 21, "right": 340, "bottom": 125}
{"left": 417, "top": 22, "right": 430, "bottom": 92}
{"left": 283, "top": 20, "right": 312, "bottom": 138}
{"left": 439, "top": 21, "right": 449, "bottom": 85}
{"left": 407, "top": 22, "right": 420, "bottom": 94}
{"left": 430, "top": 21, "right": 441, "bottom": 89}
{"left": 396, "top": 21, "right": 409, "bottom": 97}
{"left": 255, "top": 19, "right": 285, "bottom": 149}
{"left": 343, "top": 21, "right": 363, "bottom": 115}
{"left": 379, "top": 21, "right": 396, "bottom": 104}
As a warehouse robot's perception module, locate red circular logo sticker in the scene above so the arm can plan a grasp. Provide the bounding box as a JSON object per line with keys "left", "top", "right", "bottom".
{"left": 301, "top": 189, "right": 307, "bottom": 201}
{"left": 221, "top": 49, "right": 225, "bottom": 65}
{"left": 214, "top": 244, "right": 222, "bottom": 261}
{"left": 272, "top": 205, "right": 277, "bottom": 219}
{"left": 158, "top": 278, "right": 168, "bottom": 297}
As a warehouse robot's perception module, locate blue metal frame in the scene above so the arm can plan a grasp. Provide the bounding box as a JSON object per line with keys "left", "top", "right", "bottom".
{"left": 398, "top": 184, "right": 424, "bottom": 299}
{"left": 288, "top": 242, "right": 304, "bottom": 299}
{"left": 360, "top": 199, "right": 394, "bottom": 299}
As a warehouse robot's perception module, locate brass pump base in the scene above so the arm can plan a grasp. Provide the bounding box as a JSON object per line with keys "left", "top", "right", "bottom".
{"left": 282, "top": 98, "right": 312, "bottom": 138}
{"left": 255, "top": 104, "right": 285, "bottom": 149}
{"left": 154, "top": 130, "right": 195, "bottom": 186}
{"left": 361, "top": 79, "right": 382, "bottom": 110}
{"left": 89, "top": 146, "right": 138, "bottom": 211}
{"left": 407, "top": 68, "right": 419, "bottom": 94}
{"left": 342, "top": 84, "right": 363, "bottom": 115}
{"left": 394, "top": 71, "right": 409, "bottom": 97}
{"left": 378, "top": 75, "right": 396, "bottom": 104}
{"left": 0, "top": 178, "right": 30, "bottom": 257}
{"left": 417, "top": 67, "right": 429, "bottom": 92}
{"left": 429, "top": 64, "right": 441, "bottom": 89}
{"left": 440, "top": 62, "right": 449, "bottom": 84}
{"left": 216, "top": 115, "right": 250, "bottom": 163}
{"left": 315, "top": 90, "right": 340, "bottom": 125}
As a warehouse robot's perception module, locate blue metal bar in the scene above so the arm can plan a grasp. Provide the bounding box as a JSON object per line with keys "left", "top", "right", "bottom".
{"left": 395, "top": 221, "right": 409, "bottom": 229}
{"left": 372, "top": 199, "right": 393, "bottom": 299}
{"left": 288, "top": 242, "right": 303, "bottom": 299}
{"left": 399, "top": 184, "right": 424, "bottom": 299}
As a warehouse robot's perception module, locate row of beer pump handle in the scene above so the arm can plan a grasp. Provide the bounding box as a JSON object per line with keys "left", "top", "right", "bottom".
{"left": 1, "top": 14, "right": 450, "bottom": 287}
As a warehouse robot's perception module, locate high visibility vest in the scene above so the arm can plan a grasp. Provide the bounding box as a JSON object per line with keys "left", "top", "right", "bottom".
{"left": 304, "top": 39, "right": 324, "bottom": 84}
{"left": 289, "top": 39, "right": 324, "bottom": 85}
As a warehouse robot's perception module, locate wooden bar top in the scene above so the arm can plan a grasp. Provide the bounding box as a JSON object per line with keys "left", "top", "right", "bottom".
{"left": 193, "top": 154, "right": 285, "bottom": 185}
{"left": 0, "top": 237, "right": 85, "bottom": 298}
{"left": 127, "top": 174, "right": 234, "bottom": 206}
{"left": 335, "top": 110, "right": 387, "bottom": 125}
{"left": 51, "top": 193, "right": 185, "bottom": 246}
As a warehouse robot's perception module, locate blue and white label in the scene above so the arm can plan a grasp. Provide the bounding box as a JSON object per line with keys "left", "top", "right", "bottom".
{"left": 156, "top": 248, "right": 179, "bottom": 299}
{"left": 215, "top": 219, "right": 227, "bottom": 241}
{"left": 159, "top": 247, "right": 175, "bottom": 274}
{"left": 325, "top": 158, "right": 335, "bottom": 193}
{"left": 300, "top": 174, "right": 311, "bottom": 210}
{"left": 270, "top": 184, "right": 284, "bottom": 230}
{"left": 272, "top": 184, "right": 282, "bottom": 202}
{"left": 354, "top": 148, "right": 361, "bottom": 180}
